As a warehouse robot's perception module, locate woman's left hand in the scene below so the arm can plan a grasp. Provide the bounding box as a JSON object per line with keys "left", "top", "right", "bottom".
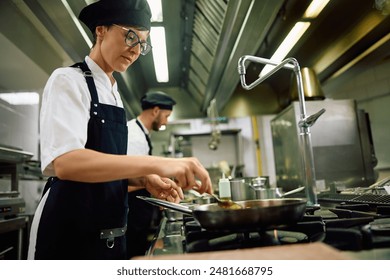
{"left": 144, "top": 175, "right": 184, "bottom": 203}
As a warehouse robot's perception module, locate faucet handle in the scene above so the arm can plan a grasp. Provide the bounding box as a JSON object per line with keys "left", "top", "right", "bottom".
{"left": 299, "top": 108, "right": 326, "bottom": 128}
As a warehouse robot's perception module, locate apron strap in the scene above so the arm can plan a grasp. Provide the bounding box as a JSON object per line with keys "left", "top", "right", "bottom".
{"left": 135, "top": 119, "right": 153, "bottom": 155}
{"left": 71, "top": 61, "right": 100, "bottom": 108}
{"left": 41, "top": 177, "right": 58, "bottom": 199}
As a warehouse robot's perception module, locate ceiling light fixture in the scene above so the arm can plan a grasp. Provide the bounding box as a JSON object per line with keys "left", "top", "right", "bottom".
{"left": 303, "top": 0, "right": 330, "bottom": 19}
{"left": 147, "top": 0, "right": 169, "bottom": 83}
{"left": 259, "top": 22, "right": 311, "bottom": 77}
{"left": 0, "top": 92, "right": 40, "bottom": 105}
{"left": 259, "top": 0, "right": 330, "bottom": 77}
{"left": 147, "top": 0, "right": 163, "bottom": 22}
{"left": 150, "top": 26, "right": 169, "bottom": 83}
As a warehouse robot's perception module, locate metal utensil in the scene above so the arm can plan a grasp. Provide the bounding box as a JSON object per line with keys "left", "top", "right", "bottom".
{"left": 279, "top": 186, "right": 306, "bottom": 197}
{"left": 209, "top": 193, "right": 242, "bottom": 209}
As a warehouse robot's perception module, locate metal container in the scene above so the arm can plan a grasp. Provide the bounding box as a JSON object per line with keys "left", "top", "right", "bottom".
{"left": 230, "top": 177, "right": 256, "bottom": 201}
{"left": 255, "top": 188, "right": 278, "bottom": 199}
{"left": 251, "top": 176, "right": 269, "bottom": 188}
{"left": 192, "top": 196, "right": 215, "bottom": 205}
{"left": 249, "top": 176, "right": 272, "bottom": 199}
{"left": 254, "top": 186, "right": 305, "bottom": 199}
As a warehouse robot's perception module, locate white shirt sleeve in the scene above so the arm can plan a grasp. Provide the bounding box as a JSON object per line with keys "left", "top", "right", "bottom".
{"left": 40, "top": 67, "right": 90, "bottom": 176}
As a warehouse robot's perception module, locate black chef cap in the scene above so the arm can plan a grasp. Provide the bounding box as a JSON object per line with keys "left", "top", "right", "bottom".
{"left": 141, "top": 91, "right": 176, "bottom": 110}
{"left": 79, "top": 0, "right": 151, "bottom": 33}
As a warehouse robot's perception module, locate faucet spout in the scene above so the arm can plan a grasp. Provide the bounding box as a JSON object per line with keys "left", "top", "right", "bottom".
{"left": 237, "top": 55, "right": 323, "bottom": 206}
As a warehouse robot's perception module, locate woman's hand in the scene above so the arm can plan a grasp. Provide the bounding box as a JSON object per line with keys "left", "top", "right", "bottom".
{"left": 144, "top": 174, "right": 184, "bottom": 203}
{"left": 157, "top": 157, "right": 213, "bottom": 195}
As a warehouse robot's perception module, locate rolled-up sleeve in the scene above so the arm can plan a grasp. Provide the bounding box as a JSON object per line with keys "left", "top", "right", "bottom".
{"left": 40, "top": 68, "right": 90, "bottom": 176}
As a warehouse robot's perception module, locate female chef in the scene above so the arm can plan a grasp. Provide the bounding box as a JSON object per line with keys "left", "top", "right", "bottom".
{"left": 28, "top": 0, "right": 212, "bottom": 260}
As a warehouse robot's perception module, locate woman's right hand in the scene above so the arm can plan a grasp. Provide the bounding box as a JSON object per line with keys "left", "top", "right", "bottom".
{"left": 157, "top": 157, "right": 213, "bottom": 195}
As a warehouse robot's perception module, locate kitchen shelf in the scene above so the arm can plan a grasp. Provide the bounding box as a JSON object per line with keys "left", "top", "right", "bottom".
{"left": 171, "top": 128, "right": 241, "bottom": 137}
{"left": 0, "top": 146, "right": 34, "bottom": 192}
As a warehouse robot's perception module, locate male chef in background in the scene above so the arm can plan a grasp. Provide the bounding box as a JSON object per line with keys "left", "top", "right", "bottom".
{"left": 126, "top": 91, "right": 176, "bottom": 258}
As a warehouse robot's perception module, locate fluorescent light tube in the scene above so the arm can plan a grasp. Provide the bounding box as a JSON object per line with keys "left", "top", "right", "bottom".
{"left": 260, "top": 22, "right": 311, "bottom": 77}
{"left": 303, "top": 0, "right": 330, "bottom": 19}
{"left": 0, "top": 92, "right": 40, "bottom": 105}
{"left": 150, "top": 26, "right": 169, "bottom": 83}
{"left": 147, "top": 0, "right": 163, "bottom": 22}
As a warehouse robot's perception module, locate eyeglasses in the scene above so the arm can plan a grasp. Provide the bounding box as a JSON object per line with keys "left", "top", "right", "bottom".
{"left": 112, "top": 24, "right": 152, "bottom": 56}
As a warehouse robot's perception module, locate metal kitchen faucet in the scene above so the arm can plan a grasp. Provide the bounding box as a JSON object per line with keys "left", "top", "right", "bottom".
{"left": 237, "top": 56, "right": 325, "bottom": 206}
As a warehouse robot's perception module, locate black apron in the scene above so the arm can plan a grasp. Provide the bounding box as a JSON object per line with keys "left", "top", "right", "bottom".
{"left": 34, "top": 61, "right": 128, "bottom": 260}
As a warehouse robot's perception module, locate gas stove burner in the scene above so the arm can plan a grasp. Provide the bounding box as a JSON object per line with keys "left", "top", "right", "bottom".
{"left": 181, "top": 213, "right": 325, "bottom": 253}
{"left": 305, "top": 205, "right": 321, "bottom": 215}
{"left": 184, "top": 229, "right": 309, "bottom": 253}
{"left": 184, "top": 220, "right": 202, "bottom": 235}
{"left": 369, "top": 218, "right": 390, "bottom": 234}
{"left": 273, "top": 230, "right": 308, "bottom": 244}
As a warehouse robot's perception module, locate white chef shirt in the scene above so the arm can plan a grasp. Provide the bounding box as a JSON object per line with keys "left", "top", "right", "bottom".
{"left": 40, "top": 56, "right": 124, "bottom": 176}
{"left": 126, "top": 118, "right": 150, "bottom": 156}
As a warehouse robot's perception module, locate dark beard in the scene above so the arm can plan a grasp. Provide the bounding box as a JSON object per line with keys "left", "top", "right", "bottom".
{"left": 152, "top": 119, "right": 160, "bottom": 131}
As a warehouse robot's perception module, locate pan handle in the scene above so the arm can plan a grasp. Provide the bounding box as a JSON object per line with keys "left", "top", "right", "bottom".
{"left": 136, "top": 196, "right": 193, "bottom": 215}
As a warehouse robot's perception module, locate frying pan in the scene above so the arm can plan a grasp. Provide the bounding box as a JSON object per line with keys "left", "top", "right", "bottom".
{"left": 137, "top": 196, "right": 307, "bottom": 231}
